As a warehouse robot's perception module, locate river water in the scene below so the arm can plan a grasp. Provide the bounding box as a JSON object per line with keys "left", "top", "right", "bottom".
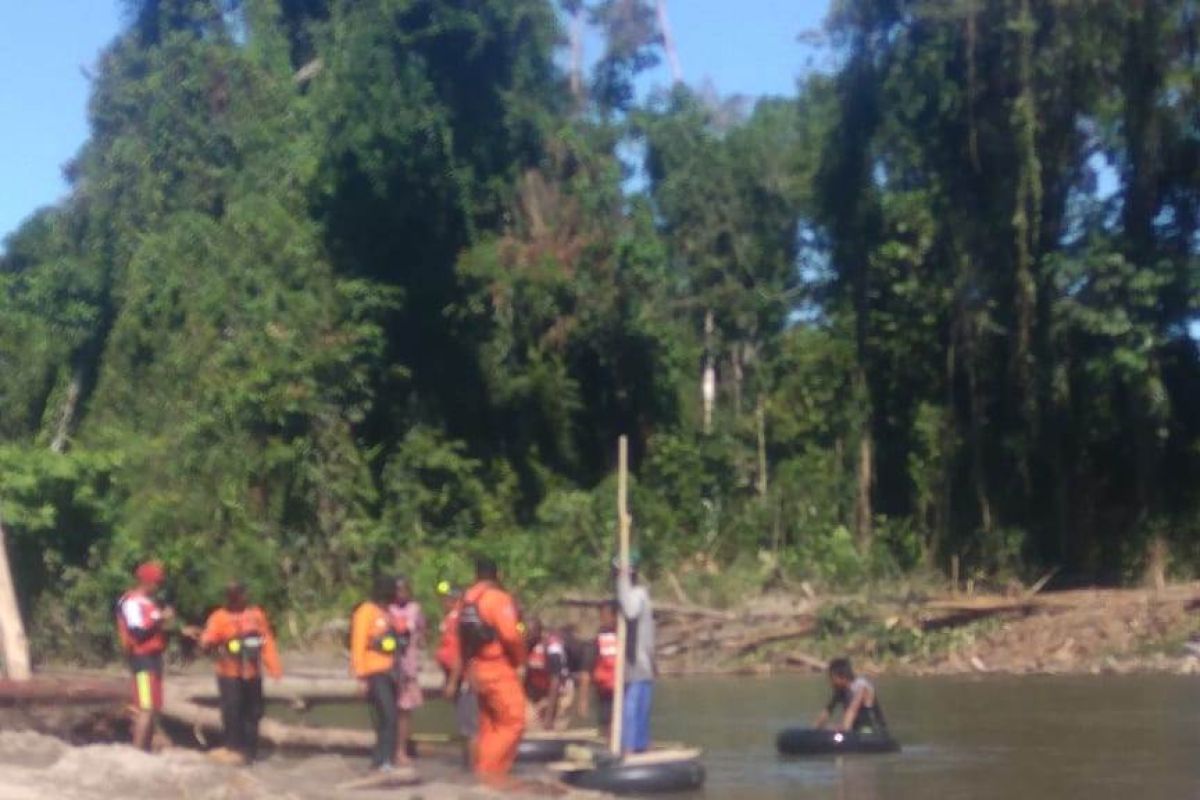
{"left": 300, "top": 674, "right": 1200, "bottom": 798}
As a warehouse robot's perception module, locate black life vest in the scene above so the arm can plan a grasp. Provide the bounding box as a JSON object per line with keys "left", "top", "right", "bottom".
{"left": 457, "top": 586, "right": 498, "bottom": 660}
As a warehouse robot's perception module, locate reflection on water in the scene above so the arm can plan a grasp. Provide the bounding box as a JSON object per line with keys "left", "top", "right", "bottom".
{"left": 279, "top": 674, "right": 1200, "bottom": 799}
{"left": 652, "top": 674, "right": 1200, "bottom": 800}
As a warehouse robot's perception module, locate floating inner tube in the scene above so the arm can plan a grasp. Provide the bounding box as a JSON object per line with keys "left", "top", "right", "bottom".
{"left": 517, "top": 737, "right": 599, "bottom": 763}
{"left": 776, "top": 727, "right": 900, "bottom": 756}
{"left": 560, "top": 758, "right": 706, "bottom": 795}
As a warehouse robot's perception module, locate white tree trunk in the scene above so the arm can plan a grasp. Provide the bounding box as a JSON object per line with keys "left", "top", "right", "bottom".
{"left": 702, "top": 310, "right": 716, "bottom": 434}
{"left": 0, "top": 516, "right": 32, "bottom": 680}
{"left": 656, "top": 0, "right": 684, "bottom": 84}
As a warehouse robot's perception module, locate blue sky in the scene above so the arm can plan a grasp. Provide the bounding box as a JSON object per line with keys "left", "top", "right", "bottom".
{"left": 0, "top": 0, "right": 830, "bottom": 244}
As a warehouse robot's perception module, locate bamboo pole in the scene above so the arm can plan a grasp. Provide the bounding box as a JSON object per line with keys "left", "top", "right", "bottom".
{"left": 610, "top": 436, "right": 631, "bottom": 756}
{"left": 0, "top": 512, "right": 31, "bottom": 680}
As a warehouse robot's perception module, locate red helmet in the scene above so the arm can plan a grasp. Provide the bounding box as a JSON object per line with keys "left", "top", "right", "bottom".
{"left": 135, "top": 561, "right": 165, "bottom": 586}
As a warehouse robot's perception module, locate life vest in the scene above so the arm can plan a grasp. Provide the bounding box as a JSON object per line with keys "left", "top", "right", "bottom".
{"left": 457, "top": 585, "right": 498, "bottom": 661}
{"left": 371, "top": 610, "right": 409, "bottom": 656}
{"left": 116, "top": 590, "right": 167, "bottom": 658}
{"left": 525, "top": 633, "right": 567, "bottom": 695}
{"left": 219, "top": 609, "right": 266, "bottom": 666}
{"left": 592, "top": 629, "right": 618, "bottom": 692}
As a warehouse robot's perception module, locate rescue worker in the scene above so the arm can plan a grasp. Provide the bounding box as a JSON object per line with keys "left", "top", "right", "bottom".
{"left": 351, "top": 576, "right": 409, "bottom": 773}
{"left": 436, "top": 582, "right": 478, "bottom": 761}
{"left": 814, "top": 657, "right": 888, "bottom": 734}
{"left": 615, "top": 553, "right": 655, "bottom": 754}
{"left": 387, "top": 575, "right": 425, "bottom": 767}
{"left": 588, "top": 601, "right": 619, "bottom": 735}
{"left": 199, "top": 581, "right": 283, "bottom": 764}
{"left": 450, "top": 556, "right": 526, "bottom": 786}
{"left": 524, "top": 618, "right": 572, "bottom": 730}
{"left": 116, "top": 561, "right": 180, "bottom": 751}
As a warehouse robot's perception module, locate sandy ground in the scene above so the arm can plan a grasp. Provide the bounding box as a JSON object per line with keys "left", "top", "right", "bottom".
{"left": 0, "top": 730, "right": 598, "bottom": 800}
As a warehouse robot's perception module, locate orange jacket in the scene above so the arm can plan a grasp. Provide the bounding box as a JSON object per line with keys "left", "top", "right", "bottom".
{"left": 350, "top": 601, "right": 403, "bottom": 678}
{"left": 200, "top": 606, "right": 282, "bottom": 680}
{"left": 462, "top": 581, "right": 525, "bottom": 683}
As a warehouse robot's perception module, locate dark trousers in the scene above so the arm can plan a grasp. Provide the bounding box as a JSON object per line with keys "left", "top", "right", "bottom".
{"left": 217, "top": 676, "right": 265, "bottom": 761}
{"left": 366, "top": 672, "right": 398, "bottom": 768}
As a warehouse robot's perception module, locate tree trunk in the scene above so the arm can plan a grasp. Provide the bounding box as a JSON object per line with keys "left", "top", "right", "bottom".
{"left": 702, "top": 309, "right": 716, "bottom": 434}
{"left": 1143, "top": 535, "right": 1168, "bottom": 591}
{"left": 49, "top": 365, "right": 84, "bottom": 455}
{"left": 655, "top": 0, "right": 683, "bottom": 85}
{"left": 755, "top": 396, "right": 768, "bottom": 500}
{"left": 854, "top": 424, "right": 874, "bottom": 550}
{"left": 1009, "top": 0, "right": 1042, "bottom": 493}
{"left": 0, "top": 517, "right": 32, "bottom": 681}
{"left": 569, "top": 4, "right": 585, "bottom": 109}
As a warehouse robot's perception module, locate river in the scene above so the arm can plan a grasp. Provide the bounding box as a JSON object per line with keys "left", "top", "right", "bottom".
{"left": 296, "top": 674, "right": 1200, "bottom": 798}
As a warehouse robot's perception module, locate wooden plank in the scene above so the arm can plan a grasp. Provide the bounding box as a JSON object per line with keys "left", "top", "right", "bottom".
{"left": 611, "top": 435, "right": 630, "bottom": 757}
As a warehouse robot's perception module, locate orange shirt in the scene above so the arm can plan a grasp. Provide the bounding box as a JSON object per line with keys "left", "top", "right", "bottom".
{"left": 200, "top": 606, "right": 282, "bottom": 680}
{"left": 463, "top": 581, "right": 525, "bottom": 683}
{"left": 350, "top": 601, "right": 397, "bottom": 678}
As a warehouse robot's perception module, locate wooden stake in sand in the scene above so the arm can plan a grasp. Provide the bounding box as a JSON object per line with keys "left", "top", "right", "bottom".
{"left": 0, "top": 513, "right": 31, "bottom": 681}
{"left": 610, "top": 435, "right": 631, "bottom": 757}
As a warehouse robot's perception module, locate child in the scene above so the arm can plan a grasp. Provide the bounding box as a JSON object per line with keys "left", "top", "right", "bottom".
{"left": 813, "top": 657, "right": 887, "bottom": 734}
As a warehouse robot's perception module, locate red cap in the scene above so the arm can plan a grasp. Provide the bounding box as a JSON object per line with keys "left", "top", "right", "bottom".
{"left": 135, "top": 561, "right": 165, "bottom": 586}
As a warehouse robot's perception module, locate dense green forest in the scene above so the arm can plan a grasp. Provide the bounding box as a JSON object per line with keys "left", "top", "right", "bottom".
{"left": 1, "top": 0, "right": 1197, "bottom": 658}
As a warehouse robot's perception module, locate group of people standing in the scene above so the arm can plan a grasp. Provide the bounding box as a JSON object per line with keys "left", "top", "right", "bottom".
{"left": 113, "top": 553, "right": 659, "bottom": 785}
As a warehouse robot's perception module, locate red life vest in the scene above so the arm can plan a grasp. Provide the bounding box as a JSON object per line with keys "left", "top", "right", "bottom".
{"left": 526, "top": 633, "right": 566, "bottom": 695}
{"left": 116, "top": 589, "right": 167, "bottom": 657}
{"left": 592, "top": 629, "right": 617, "bottom": 692}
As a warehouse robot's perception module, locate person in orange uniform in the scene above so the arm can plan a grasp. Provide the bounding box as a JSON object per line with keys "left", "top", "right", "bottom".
{"left": 350, "top": 576, "right": 409, "bottom": 773}
{"left": 116, "top": 561, "right": 176, "bottom": 752}
{"left": 199, "top": 581, "right": 282, "bottom": 763}
{"left": 451, "top": 557, "right": 526, "bottom": 785}
{"left": 436, "top": 582, "right": 478, "bottom": 762}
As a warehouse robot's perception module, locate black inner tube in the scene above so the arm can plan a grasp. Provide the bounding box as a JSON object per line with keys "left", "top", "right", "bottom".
{"left": 560, "top": 758, "right": 706, "bottom": 795}
{"left": 516, "top": 737, "right": 573, "bottom": 763}
{"left": 776, "top": 727, "right": 899, "bottom": 755}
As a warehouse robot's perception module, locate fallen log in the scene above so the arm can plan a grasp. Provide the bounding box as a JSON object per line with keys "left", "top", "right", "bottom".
{"left": 783, "top": 652, "right": 827, "bottom": 672}
{"left": 559, "top": 595, "right": 737, "bottom": 620}
{"left": 0, "top": 677, "right": 127, "bottom": 707}
{"left": 172, "top": 671, "right": 442, "bottom": 707}
{"left": 161, "top": 689, "right": 373, "bottom": 752}
{"left": 722, "top": 620, "right": 816, "bottom": 655}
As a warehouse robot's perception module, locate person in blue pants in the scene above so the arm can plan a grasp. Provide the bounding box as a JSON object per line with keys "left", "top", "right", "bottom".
{"left": 615, "top": 554, "right": 655, "bottom": 753}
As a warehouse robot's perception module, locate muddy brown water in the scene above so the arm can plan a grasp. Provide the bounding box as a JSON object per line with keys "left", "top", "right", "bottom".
{"left": 281, "top": 674, "right": 1200, "bottom": 798}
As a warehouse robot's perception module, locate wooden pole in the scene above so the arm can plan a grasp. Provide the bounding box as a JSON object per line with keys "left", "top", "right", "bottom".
{"left": 0, "top": 512, "right": 32, "bottom": 680}
{"left": 610, "top": 436, "right": 631, "bottom": 756}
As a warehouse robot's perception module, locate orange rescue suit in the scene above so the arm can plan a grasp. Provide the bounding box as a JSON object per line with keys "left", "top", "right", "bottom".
{"left": 462, "top": 581, "right": 526, "bottom": 779}
{"left": 350, "top": 601, "right": 401, "bottom": 678}
{"left": 200, "top": 606, "right": 283, "bottom": 680}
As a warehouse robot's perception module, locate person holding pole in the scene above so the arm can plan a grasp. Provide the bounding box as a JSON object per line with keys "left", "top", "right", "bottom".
{"left": 615, "top": 551, "right": 655, "bottom": 754}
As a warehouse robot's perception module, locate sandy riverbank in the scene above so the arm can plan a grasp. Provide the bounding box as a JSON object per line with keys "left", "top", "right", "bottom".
{"left": 0, "top": 729, "right": 601, "bottom": 800}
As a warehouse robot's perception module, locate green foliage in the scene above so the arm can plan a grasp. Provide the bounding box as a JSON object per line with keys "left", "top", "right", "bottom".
{"left": 1, "top": 0, "right": 1198, "bottom": 666}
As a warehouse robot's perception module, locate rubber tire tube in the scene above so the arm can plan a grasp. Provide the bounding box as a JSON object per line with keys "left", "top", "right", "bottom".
{"left": 516, "top": 738, "right": 570, "bottom": 763}
{"left": 560, "top": 759, "right": 706, "bottom": 795}
{"left": 775, "top": 727, "right": 900, "bottom": 756}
